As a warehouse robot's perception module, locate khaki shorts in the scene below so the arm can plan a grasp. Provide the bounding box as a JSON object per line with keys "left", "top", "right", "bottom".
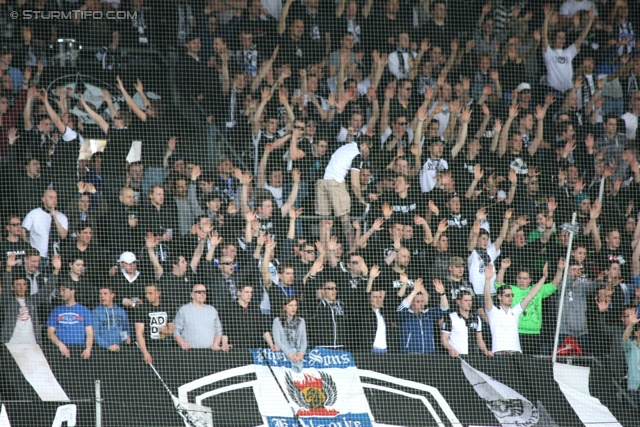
{"left": 315, "top": 179, "right": 351, "bottom": 217}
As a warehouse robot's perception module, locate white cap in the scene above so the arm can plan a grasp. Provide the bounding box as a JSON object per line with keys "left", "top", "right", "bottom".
{"left": 516, "top": 83, "right": 531, "bottom": 92}
{"left": 118, "top": 251, "right": 137, "bottom": 264}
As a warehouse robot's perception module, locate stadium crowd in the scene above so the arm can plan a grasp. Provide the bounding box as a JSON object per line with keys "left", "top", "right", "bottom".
{"left": 1, "top": 0, "right": 640, "bottom": 403}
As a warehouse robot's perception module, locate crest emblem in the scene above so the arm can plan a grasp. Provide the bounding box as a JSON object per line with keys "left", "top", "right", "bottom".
{"left": 285, "top": 371, "right": 338, "bottom": 417}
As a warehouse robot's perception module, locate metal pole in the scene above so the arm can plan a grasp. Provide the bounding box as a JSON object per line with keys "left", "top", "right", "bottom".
{"left": 552, "top": 212, "right": 578, "bottom": 364}
{"left": 95, "top": 380, "right": 102, "bottom": 427}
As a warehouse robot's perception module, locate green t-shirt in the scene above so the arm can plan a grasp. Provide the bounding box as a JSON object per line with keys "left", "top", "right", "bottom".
{"left": 495, "top": 282, "right": 557, "bottom": 334}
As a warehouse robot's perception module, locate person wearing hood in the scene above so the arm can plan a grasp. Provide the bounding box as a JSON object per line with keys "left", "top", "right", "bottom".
{"left": 92, "top": 286, "right": 131, "bottom": 352}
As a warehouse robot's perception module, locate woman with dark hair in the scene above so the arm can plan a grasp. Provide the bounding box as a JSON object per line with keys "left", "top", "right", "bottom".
{"left": 272, "top": 297, "right": 307, "bottom": 373}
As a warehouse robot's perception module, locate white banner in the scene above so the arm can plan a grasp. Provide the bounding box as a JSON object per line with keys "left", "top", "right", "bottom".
{"left": 554, "top": 363, "right": 621, "bottom": 427}
{"left": 5, "top": 344, "right": 69, "bottom": 402}
{"left": 461, "top": 359, "right": 542, "bottom": 427}
{"left": 251, "top": 348, "right": 374, "bottom": 427}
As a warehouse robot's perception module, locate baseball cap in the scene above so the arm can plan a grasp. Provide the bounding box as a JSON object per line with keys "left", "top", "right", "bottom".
{"left": 118, "top": 252, "right": 137, "bottom": 264}
{"left": 517, "top": 83, "right": 531, "bottom": 92}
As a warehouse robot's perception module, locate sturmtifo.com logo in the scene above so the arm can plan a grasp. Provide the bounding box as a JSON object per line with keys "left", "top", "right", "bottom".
{"left": 13, "top": 10, "right": 138, "bottom": 20}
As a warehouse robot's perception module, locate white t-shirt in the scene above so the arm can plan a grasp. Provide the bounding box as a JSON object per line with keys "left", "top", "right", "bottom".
{"left": 22, "top": 207, "right": 69, "bottom": 258}
{"left": 388, "top": 50, "right": 417, "bottom": 80}
{"left": 467, "top": 243, "right": 500, "bottom": 295}
{"left": 544, "top": 45, "right": 579, "bottom": 93}
{"left": 486, "top": 303, "right": 524, "bottom": 353}
{"left": 264, "top": 184, "right": 284, "bottom": 208}
{"left": 323, "top": 142, "right": 363, "bottom": 183}
{"left": 9, "top": 299, "right": 37, "bottom": 344}
{"left": 372, "top": 308, "right": 387, "bottom": 350}
{"left": 428, "top": 101, "right": 451, "bottom": 137}
{"left": 419, "top": 157, "right": 449, "bottom": 193}
{"left": 621, "top": 112, "right": 638, "bottom": 141}
{"left": 442, "top": 311, "right": 482, "bottom": 355}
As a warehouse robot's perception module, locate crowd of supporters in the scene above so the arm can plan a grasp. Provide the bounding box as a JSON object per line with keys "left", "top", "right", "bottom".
{"left": 1, "top": 0, "right": 640, "bottom": 405}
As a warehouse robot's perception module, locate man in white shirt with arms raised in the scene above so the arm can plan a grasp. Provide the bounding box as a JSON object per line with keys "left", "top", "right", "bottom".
{"left": 483, "top": 263, "right": 549, "bottom": 355}
{"left": 542, "top": 4, "right": 594, "bottom": 94}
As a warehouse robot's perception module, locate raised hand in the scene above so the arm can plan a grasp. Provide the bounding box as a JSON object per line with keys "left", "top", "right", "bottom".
{"left": 460, "top": 107, "right": 472, "bottom": 123}
{"left": 432, "top": 278, "right": 445, "bottom": 295}
{"left": 371, "top": 218, "right": 385, "bottom": 232}
{"left": 289, "top": 207, "right": 304, "bottom": 219}
{"left": 437, "top": 219, "right": 448, "bottom": 233}
{"left": 245, "top": 210, "right": 257, "bottom": 224}
{"left": 428, "top": 200, "right": 440, "bottom": 215}
{"left": 474, "top": 164, "right": 484, "bottom": 181}
{"left": 590, "top": 199, "right": 601, "bottom": 220}
{"left": 382, "top": 203, "right": 393, "bottom": 219}
{"left": 501, "top": 258, "right": 511, "bottom": 269}
{"left": 369, "top": 265, "right": 380, "bottom": 279}
{"left": 485, "top": 264, "right": 495, "bottom": 279}
{"left": 147, "top": 232, "right": 161, "bottom": 250}
{"left": 508, "top": 103, "right": 519, "bottom": 118}
{"left": 516, "top": 215, "right": 529, "bottom": 227}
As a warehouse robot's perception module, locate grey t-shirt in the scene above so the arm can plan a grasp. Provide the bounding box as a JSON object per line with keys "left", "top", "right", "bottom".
{"left": 173, "top": 303, "right": 223, "bottom": 348}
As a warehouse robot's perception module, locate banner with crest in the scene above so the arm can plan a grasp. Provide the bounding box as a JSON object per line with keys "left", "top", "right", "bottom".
{"left": 250, "top": 347, "right": 373, "bottom": 427}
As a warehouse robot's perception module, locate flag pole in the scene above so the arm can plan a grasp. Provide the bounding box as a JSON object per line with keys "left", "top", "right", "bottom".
{"left": 552, "top": 212, "right": 578, "bottom": 364}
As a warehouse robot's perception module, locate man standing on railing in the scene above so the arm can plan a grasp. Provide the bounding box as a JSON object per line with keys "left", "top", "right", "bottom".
{"left": 316, "top": 139, "right": 370, "bottom": 253}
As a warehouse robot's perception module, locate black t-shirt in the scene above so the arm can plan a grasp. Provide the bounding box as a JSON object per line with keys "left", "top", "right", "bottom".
{"left": 133, "top": 299, "right": 176, "bottom": 346}
{"left": 379, "top": 266, "right": 421, "bottom": 300}
{"left": 381, "top": 193, "right": 424, "bottom": 226}
{"left": 159, "top": 271, "right": 196, "bottom": 307}
{"left": 594, "top": 248, "right": 633, "bottom": 280}
{"left": 498, "top": 241, "right": 544, "bottom": 283}
{"left": 451, "top": 150, "right": 492, "bottom": 193}
{"left": 257, "top": 213, "right": 286, "bottom": 243}
{"left": 141, "top": 117, "right": 170, "bottom": 168}
{"left": 0, "top": 239, "right": 30, "bottom": 267}
{"left": 438, "top": 208, "right": 474, "bottom": 257}
{"left": 500, "top": 150, "right": 535, "bottom": 178}
{"left": 444, "top": 276, "right": 475, "bottom": 302}
{"left": 61, "top": 242, "right": 104, "bottom": 284}
{"left": 103, "top": 126, "right": 136, "bottom": 179}
{"left": 424, "top": 246, "right": 452, "bottom": 282}
{"left": 221, "top": 302, "right": 270, "bottom": 349}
